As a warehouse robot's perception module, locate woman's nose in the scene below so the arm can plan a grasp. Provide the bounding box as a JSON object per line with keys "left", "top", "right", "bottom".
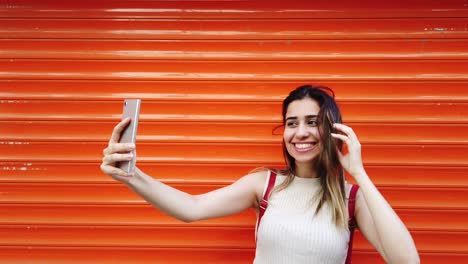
{"left": 295, "top": 123, "right": 310, "bottom": 138}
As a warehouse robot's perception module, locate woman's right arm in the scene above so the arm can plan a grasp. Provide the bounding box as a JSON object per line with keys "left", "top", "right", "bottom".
{"left": 100, "top": 118, "right": 266, "bottom": 222}
{"left": 127, "top": 168, "right": 265, "bottom": 222}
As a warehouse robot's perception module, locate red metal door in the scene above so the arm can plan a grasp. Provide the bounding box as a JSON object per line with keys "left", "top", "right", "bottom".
{"left": 1, "top": 1, "right": 467, "bottom": 263}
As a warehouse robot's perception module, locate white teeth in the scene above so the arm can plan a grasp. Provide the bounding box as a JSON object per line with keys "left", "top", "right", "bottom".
{"left": 295, "top": 143, "right": 313, "bottom": 149}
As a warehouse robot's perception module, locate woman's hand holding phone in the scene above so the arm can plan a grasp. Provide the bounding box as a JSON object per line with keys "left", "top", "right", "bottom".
{"left": 101, "top": 99, "right": 141, "bottom": 183}
{"left": 100, "top": 117, "right": 136, "bottom": 183}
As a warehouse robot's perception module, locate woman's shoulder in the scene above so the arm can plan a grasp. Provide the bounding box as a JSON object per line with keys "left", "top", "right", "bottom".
{"left": 244, "top": 168, "right": 274, "bottom": 202}
{"left": 245, "top": 168, "right": 270, "bottom": 186}
{"left": 246, "top": 168, "right": 290, "bottom": 187}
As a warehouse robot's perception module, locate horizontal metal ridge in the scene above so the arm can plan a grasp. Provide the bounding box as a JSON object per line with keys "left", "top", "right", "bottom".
{"left": 0, "top": 246, "right": 256, "bottom": 263}
{"left": 1, "top": 18, "right": 467, "bottom": 39}
{"left": 2, "top": 80, "right": 468, "bottom": 102}
{"left": 1, "top": 225, "right": 467, "bottom": 253}
{"left": 1, "top": 246, "right": 466, "bottom": 263}
{"left": 1, "top": 183, "right": 467, "bottom": 209}
{"left": 1, "top": 60, "right": 467, "bottom": 81}
{"left": 1, "top": 39, "right": 468, "bottom": 60}
{"left": 2, "top": 162, "right": 467, "bottom": 187}
{"left": 0, "top": 204, "right": 256, "bottom": 227}
{"left": 1, "top": 245, "right": 466, "bottom": 263}
{"left": 1, "top": 100, "right": 468, "bottom": 123}
{"left": 1, "top": 142, "right": 468, "bottom": 166}
{"left": 0, "top": 224, "right": 256, "bottom": 249}
{"left": 1, "top": 1, "right": 468, "bottom": 19}
{"left": 2, "top": 121, "right": 468, "bottom": 145}
{"left": 0, "top": 204, "right": 467, "bottom": 232}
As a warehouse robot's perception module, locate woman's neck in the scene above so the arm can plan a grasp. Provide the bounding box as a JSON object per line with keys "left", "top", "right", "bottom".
{"left": 294, "top": 162, "right": 317, "bottom": 178}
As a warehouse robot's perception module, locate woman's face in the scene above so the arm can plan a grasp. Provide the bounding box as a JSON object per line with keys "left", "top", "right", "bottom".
{"left": 283, "top": 98, "right": 321, "bottom": 165}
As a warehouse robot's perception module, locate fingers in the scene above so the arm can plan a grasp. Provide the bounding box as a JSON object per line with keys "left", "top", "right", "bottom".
{"left": 331, "top": 124, "right": 361, "bottom": 152}
{"left": 102, "top": 152, "right": 134, "bottom": 165}
{"left": 100, "top": 163, "right": 127, "bottom": 177}
{"left": 333, "top": 123, "right": 353, "bottom": 135}
{"left": 332, "top": 123, "right": 359, "bottom": 142}
{"left": 103, "top": 142, "right": 135, "bottom": 156}
{"left": 330, "top": 132, "right": 349, "bottom": 142}
{"left": 109, "top": 117, "right": 131, "bottom": 144}
{"left": 101, "top": 119, "right": 136, "bottom": 183}
{"left": 100, "top": 163, "right": 132, "bottom": 181}
{"left": 100, "top": 151, "right": 135, "bottom": 181}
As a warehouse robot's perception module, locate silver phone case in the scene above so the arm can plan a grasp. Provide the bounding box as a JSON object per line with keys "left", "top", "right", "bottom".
{"left": 118, "top": 99, "right": 141, "bottom": 174}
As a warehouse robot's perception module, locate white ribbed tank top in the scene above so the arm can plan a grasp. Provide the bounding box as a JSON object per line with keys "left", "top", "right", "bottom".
{"left": 254, "top": 172, "right": 350, "bottom": 264}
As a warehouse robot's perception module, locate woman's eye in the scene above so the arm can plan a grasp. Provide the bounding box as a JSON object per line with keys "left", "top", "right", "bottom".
{"left": 286, "top": 122, "right": 297, "bottom": 127}
{"left": 308, "top": 120, "right": 318, "bottom": 126}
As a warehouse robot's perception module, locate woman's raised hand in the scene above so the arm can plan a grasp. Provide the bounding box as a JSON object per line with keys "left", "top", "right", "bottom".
{"left": 100, "top": 117, "right": 136, "bottom": 183}
{"left": 330, "top": 123, "right": 366, "bottom": 179}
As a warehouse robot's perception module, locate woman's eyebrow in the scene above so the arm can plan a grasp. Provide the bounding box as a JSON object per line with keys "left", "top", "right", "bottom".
{"left": 285, "top": 115, "right": 318, "bottom": 121}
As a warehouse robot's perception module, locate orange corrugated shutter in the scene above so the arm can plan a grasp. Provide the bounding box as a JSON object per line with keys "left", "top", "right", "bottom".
{"left": 1, "top": 1, "right": 467, "bottom": 263}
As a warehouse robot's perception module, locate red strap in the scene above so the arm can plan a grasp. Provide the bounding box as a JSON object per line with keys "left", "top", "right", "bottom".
{"left": 345, "top": 184, "right": 360, "bottom": 264}
{"left": 256, "top": 171, "right": 277, "bottom": 238}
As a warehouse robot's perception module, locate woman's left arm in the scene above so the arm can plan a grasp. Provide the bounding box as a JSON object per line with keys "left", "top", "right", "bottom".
{"left": 332, "top": 123, "right": 420, "bottom": 264}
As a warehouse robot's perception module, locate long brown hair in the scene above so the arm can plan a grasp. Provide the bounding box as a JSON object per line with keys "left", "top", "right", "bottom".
{"left": 274, "top": 84, "right": 348, "bottom": 229}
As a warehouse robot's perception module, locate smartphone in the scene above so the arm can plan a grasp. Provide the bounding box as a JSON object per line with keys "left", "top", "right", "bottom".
{"left": 118, "top": 99, "right": 141, "bottom": 174}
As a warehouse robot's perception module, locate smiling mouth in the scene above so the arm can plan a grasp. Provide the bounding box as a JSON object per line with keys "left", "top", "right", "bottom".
{"left": 293, "top": 142, "right": 317, "bottom": 152}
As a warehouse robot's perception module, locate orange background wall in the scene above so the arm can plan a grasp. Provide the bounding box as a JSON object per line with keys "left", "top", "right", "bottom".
{"left": 1, "top": 1, "right": 467, "bottom": 263}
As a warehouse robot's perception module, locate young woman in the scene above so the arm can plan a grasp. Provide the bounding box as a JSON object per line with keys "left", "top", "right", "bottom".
{"left": 101, "top": 85, "right": 419, "bottom": 263}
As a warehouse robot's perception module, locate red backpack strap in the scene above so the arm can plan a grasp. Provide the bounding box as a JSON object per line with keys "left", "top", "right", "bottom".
{"left": 256, "top": 171, "right": 277, "bottom": 239}
{"left": 345, "top": 184, "right": 360, "bottom": 264}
